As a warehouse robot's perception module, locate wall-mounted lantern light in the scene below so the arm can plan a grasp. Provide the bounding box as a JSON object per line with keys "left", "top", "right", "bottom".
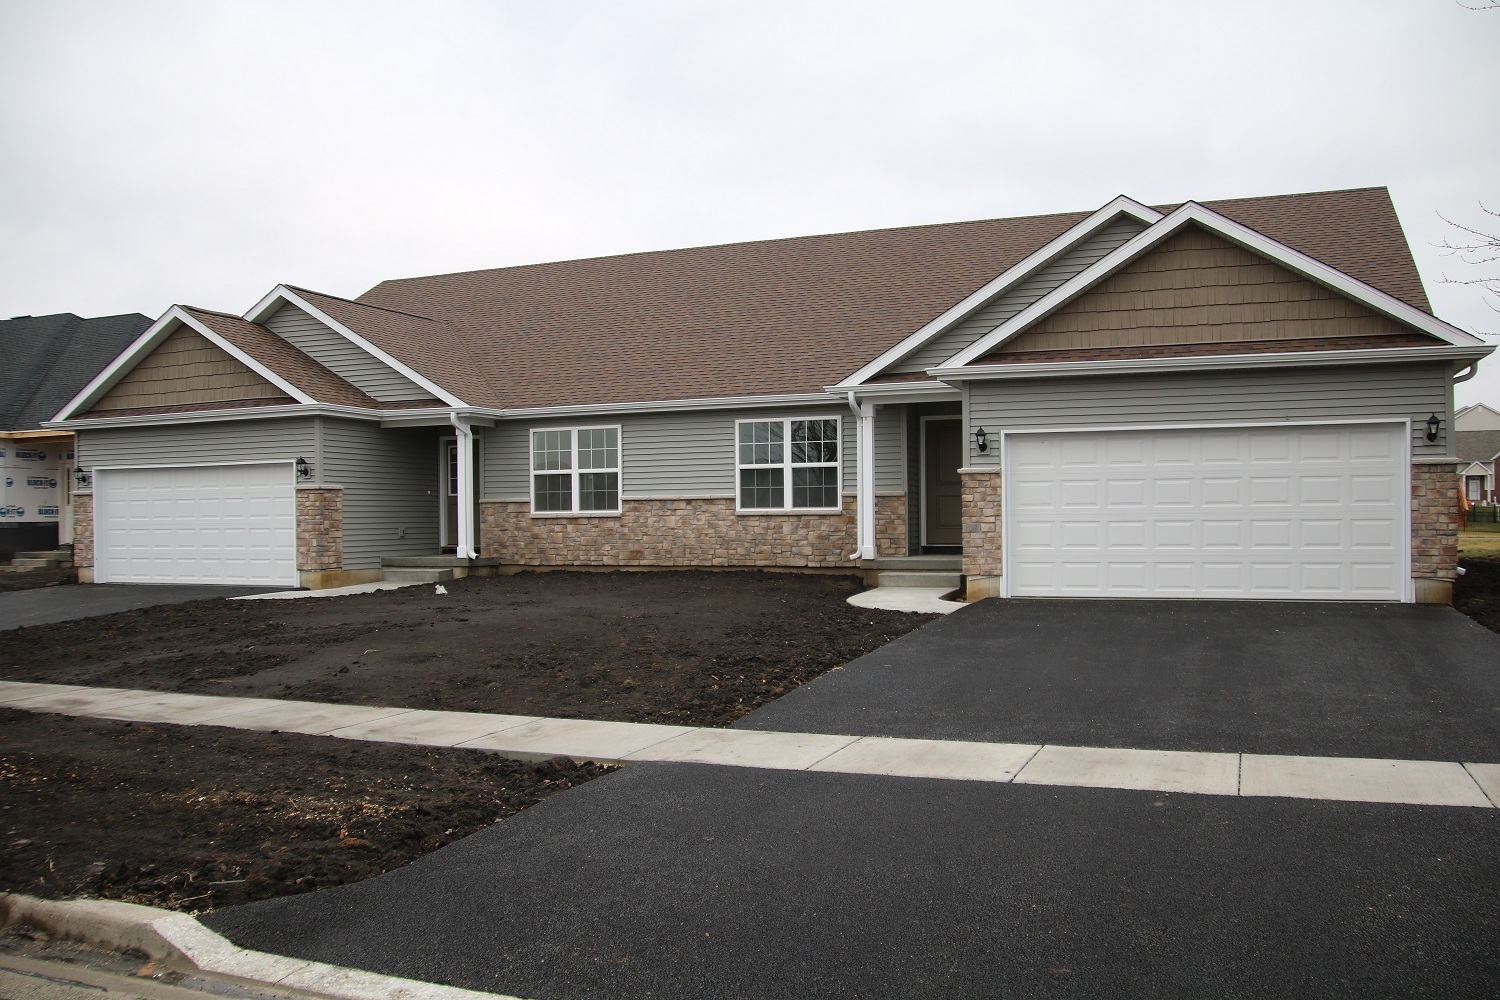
{"left": 973, "top": 426, "right": 989, "bottom": 454}
{"left": 74, "top": 467, "right": 91, "bottom": 488}
{"left": 1425, "top": 413, "right": 1441, "bottom": 443}
{"left": 295, "top": 457, "right": 313, "bottom": 480}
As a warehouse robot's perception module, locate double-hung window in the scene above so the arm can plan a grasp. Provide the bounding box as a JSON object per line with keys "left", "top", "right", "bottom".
{"left": 531, "top": 426, "right": 621, "bottom": 514}
{"left": 736, "top": 417, "right": 841, "bottom": 511}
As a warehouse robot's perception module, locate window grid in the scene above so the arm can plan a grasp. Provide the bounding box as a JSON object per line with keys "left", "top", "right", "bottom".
{"left": 530, "top": 426, "right": 621, "bottom": 515}
{"left": 736, "top": 417, "right": 841, "bottom": 512}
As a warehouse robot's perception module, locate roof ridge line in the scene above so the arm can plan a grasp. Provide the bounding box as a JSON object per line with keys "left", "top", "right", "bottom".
{"left": 287, "top": 285, "right": 442, "bottom": 323}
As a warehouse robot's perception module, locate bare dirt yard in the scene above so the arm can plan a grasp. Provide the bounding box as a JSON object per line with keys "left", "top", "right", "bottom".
{"left": 0, "top": 571, "right": 937, "bottom": 912}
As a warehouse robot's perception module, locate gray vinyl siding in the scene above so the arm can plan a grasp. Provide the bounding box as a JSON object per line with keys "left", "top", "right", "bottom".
{"left": 964, "top": 362, "right": 1454, "bottom": 467}
{"left": 892, "top": 217, "right": 1148, "bottom": 373}
{"left": 873, "top": 405, "right": 904, "bottom": 493}
{"left": 263, "top": 304, "right": 433, "bottom": 402}
{"left": 482, "top": 406, "right": 861, "bottom": 501}
{"left": 76, "top": 418, "right": 317, "bottom": 469}
{"left": 318, "top": 419, "right": 440, "bottom": 569}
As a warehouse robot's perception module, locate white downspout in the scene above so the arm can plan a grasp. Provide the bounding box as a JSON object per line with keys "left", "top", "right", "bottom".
{"left": 450, "top": 413, "right": 477, "bottom": 560}
{"left": 847, "top": 391, "right": 877, "bottom": 561}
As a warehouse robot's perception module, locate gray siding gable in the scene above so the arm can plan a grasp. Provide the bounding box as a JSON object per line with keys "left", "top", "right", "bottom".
{"left": 889, "top": 216, "right": 1149, "bottom": 374}
{"left": 263, "top": 304, "right": 433, "bottom": 402}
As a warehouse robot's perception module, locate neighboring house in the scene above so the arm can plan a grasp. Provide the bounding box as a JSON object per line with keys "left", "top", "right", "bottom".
{"left": 45, "top": 187, "right": 1493, "bottom": 603}
{"left": 0, "top": 312, "right": 154, "bottom": 559}
{"left": 1456, "top": 402, "right": 1500, "bottom": 503}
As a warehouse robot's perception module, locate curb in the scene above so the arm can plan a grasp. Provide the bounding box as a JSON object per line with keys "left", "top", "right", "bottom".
{"left": 0, "top": 892, "right": 521, "bottom": 1000}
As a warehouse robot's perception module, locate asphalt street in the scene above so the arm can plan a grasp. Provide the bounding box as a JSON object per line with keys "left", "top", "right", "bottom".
{"left": 746, "top": 598, "right": 1500, "bottom": 761}
{"left": 207, "top": 761, "right": 1499, "bottom": 999}
{"left": 0, "top": 584, "right": 278, "bottom": 630}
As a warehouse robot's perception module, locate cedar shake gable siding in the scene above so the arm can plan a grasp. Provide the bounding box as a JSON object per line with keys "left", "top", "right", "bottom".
{"left": 87, "top": 324, "right": 294, "bottom": 415}
{"left": 994, "top": 226, "right": 1430, "bottom": 358}
{"left": 350, "top": 187, "right": 1435, "bottom": 408}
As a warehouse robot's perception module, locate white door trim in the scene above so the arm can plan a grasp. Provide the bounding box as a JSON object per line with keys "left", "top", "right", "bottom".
{"left": 998, "top": 418, "right": 1414, "bottom": 602}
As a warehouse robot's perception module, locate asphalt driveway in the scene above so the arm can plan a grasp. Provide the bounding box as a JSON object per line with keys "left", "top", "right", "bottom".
{"left": 747, "top": 598, "right": 1500, "bottom": 761}
{"left": 0, "top": 583, "right": 280, "bottom": 630}
{"left": 203, "top": 598, "right": 1500, "bottom": 999}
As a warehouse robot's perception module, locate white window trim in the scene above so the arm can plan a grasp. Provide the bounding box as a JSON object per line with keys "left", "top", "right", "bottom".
{"left": 735, "top": 416, "right": 844, "bottom": 514}
{"left": 529, "top": 425, "right": 622, "bottom": 516}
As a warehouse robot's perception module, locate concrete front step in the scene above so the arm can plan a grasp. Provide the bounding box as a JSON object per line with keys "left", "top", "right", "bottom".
{"left": 380, "top": 555, "right": 502, "bottom": 569}
{"left": 380, "top": 567, "right": 457, "bottom": 584}
{"left": 4, "top": 558, "right": 61, "bottom": 571}
{"left": 874, "top": 570, "right": 962, "bottom": 590}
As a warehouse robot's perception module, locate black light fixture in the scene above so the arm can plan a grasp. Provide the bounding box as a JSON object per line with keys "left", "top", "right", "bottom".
{"left": 1425, "top": 413, "right": 1441, "bottom": 443}
{"left": 295, "top": 457, "right": 313, "bottom": 480}
{"left": 973, "top": 426, "right": 989, "bottom": 454}
{"left": 74, "top": 467, "right": 91, "bottom": 488}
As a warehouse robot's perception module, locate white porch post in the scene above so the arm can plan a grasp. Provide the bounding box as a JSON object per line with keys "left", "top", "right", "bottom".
{"left": 849, "top": 393, "right": 877, "bottom": 560}
{"left": 450, "top": 414, "right": 477, "bottom": 559}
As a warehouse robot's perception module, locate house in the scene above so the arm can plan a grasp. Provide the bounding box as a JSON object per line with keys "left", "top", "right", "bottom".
{"left": 45, "top": 187, "right": 1492, "bottom": 603}
{"left": 1, "top": 311, "right": 154, "bottom": 560}
{"left": 1457, "top": 402, "right": 1500, "bottom": 503}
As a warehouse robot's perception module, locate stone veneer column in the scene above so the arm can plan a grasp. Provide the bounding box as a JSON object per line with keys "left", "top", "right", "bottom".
{"left": 1411, "top": 459, "right": 1458, "bottom": 604}
{"left": 296, "top": 486, "right": 343, "bottom": 577}
{"left": 71, "top": 493, "right": 94, "bottom": 580}
{"left": 960, "top": 468, "right": 1002, "bottom": 598}
{"left": 874, "top": 495, "right": 907, "bottom": 557}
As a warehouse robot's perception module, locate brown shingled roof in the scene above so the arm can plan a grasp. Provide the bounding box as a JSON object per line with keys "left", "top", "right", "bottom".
{"left": 181, "top": 307, "right": 385, "bottom": 409}
{"left": 342, "top": 187, "right": 1436, "bottom": 409}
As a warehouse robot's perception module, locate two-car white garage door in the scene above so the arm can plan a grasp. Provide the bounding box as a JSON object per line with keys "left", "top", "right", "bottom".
{"left": 94, "top": 464, "right": 297, "bottom": 586}
{"left": 1004, "top": 423, "right": 1407, "bottom": 601}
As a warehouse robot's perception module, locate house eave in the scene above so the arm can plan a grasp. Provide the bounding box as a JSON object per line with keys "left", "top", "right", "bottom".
{"left": 928, "top": 345, "right": 1495, "bottom": 383}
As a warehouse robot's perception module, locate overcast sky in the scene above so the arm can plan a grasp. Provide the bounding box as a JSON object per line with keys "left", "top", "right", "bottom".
{"left": 2, "top": 0, "right": 1498, "bottom": 405}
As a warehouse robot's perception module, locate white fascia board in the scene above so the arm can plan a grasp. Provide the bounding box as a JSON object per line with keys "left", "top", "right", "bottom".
{"left": 929, "top": 345, "right": 1495, "bottom": 383}
{"left": 489, "top": 392, "right": 840, "bottom": 421}
{"left": 943, "top": 201, "right": 1488, "bottom": 370}
{"left": 51, "top": 309, "right": 180, "bottom": 421}
{"left": 44, "top": 402, "right": 387, "bottom": 431}
{"left": 823, "top": 381, "right": 961, "bottom": 402}
{"left": 833, "top": 196, "right": 1164, "bottom": 389}
{"left": 264, "top": 286, "right": 467, "bottom": 407}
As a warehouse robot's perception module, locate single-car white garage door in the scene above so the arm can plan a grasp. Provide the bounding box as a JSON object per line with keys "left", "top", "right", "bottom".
{"left": 95, "top": 463, "right": 297, "bottom": 586}
{"left": 1004, "top": 423, "right": 1407, "bottom": 601}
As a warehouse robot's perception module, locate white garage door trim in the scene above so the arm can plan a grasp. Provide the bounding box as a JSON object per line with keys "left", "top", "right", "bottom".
{"left": 93, "top": 460, "right": 299, "bottom": 587}
{"left": 1000, "top": 418, "right": 1413, "bottom": 603}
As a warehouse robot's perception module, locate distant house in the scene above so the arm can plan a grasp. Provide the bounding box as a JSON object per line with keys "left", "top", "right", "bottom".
{"left": 1, "top": 312, "right": 154, "bottom": 559}
{"left": 1457, "top": 402, "right": 1500, "bottom": 503}
{"left": 45, "top": 187, "right": 1494, "bottom": 603}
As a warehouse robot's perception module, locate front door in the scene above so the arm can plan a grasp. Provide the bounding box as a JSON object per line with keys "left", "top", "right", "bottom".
{"left": 923, "top": 418, "right": 963, "bottom": 547}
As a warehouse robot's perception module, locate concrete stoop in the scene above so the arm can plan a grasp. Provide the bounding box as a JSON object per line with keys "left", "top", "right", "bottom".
{"left": 0, "top": 549, "right": 74, "bottom": 573}
{"left": 0, "top": 893, "right": 512, "bottom": 1000}
{"left": 378, "top": 555, "right": 504, "bottom": 585}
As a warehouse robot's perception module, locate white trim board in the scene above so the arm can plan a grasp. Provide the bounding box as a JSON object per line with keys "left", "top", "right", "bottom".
{"left": 942, "top": 201, "right": 1489, "bottom": 370}
{"left": 930, "top": 345, "right": 1491, "bottom": 382}
{"left": 835, "top": 196, "right": 1164, "bottom": 388}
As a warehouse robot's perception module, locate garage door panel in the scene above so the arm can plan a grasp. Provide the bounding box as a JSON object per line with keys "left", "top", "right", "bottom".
{"left": 97, "top": 464, "right": 296, "bottom": 586}
{"left": 1005, "top": 424, "right": 1406, "bottom": 601}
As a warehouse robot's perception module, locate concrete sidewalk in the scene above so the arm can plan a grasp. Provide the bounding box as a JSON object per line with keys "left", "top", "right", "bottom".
{"left": 2, "top": 680, "right": 1496, "bottom": 808}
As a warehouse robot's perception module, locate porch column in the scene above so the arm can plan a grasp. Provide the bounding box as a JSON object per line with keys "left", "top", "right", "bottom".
{"left": 451, "top": 415, "right": 478, "bottom": 559}
{"left": 850, "top": 396, "right": 876, "bottom": 560}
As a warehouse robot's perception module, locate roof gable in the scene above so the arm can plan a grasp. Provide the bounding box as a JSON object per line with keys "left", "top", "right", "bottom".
{"left": 259, "top": 301, "right": 437, "bottom": 403}
{"left": 1457, "top": 402, "right": 1500, "bottom": 431}
{"left": 942, "top": 201, "right": 1485, "bottom": 371}
{"left": 84, "top": 321, "right": 294, "bottom": 416}
{"left": 990, "top": 224, "right": 1432, "bottom": 358}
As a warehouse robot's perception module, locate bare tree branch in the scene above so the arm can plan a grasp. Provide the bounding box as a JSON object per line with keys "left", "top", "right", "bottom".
{"left": 1435, "top": 203, "right": 1500, "bottom": 309}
